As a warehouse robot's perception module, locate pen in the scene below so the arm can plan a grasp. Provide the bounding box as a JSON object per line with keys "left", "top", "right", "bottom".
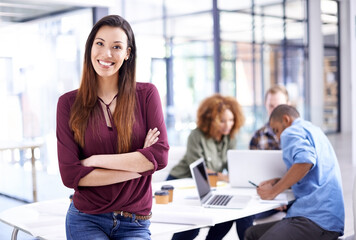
{"left": 248, "top": 180, "right": 259, "bottom": 188}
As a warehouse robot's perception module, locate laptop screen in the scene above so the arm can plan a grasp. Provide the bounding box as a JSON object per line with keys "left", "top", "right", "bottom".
{"left": 190, "top": 159, "right": 211, "bottom": 200}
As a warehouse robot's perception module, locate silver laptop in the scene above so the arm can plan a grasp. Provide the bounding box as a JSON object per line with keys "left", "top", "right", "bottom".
{"left": 190, "top": 158, "right": 251, "bottom": 209}
{"left": 227, "top": 150, "right": 286, "bottom": 188}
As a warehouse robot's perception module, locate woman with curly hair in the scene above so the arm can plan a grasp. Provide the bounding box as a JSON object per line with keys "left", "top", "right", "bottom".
{"left": 167, "top": 94, "right": 252, "bottom": 240}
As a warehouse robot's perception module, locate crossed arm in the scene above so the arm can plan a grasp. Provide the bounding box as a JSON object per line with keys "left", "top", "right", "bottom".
{"left": 78, "top": 128, "right": 160, "bottom": 187}
{"left": 257, "top": 163, "right": 313, "bottom": 200}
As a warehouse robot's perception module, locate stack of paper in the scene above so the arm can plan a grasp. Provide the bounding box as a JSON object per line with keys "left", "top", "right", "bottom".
{"left": 258, "top": 192, "right": 293, "bottom": 205}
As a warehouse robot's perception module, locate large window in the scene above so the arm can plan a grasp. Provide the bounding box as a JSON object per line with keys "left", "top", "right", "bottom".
{"left": 321, "top": 0, "right": 340, "bottom": 133}
{"left": 0, "top": 9, "right": 93, "bottom": 174}
{"left": 128, "top": 4, "right": 216, "bottom": 145}
{"left": 129, "top": 0, "right": 311, "bottom": 147}
{"left": 220, "top": 1, "right": 307, "bottom": 147}
{"left": 0, "top": 0, "right": 341, "bottom": 155}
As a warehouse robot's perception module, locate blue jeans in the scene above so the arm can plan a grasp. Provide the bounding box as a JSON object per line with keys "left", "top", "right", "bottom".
{"left": 66, "top": 202, "right": 151, "bottom": 240}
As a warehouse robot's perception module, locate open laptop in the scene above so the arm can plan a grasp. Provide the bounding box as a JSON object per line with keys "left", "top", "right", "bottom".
{"left": 190, "top": 158, "right": 251, "bottom": 209}
{"left": 227, "top": 150, "right": 286, "bottom": 188}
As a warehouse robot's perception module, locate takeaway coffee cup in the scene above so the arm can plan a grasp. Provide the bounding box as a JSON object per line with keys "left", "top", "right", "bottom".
{"left": 154, "top": 190, "right": 169, "bottom": 204}
{"left": 208, "top": 172, "right": 218, "bottom": 187}
{"left": 161, "top": 185, "right": 174, "bottom": 202}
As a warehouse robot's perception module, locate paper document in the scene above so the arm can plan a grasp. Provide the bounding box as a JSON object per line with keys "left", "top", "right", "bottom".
{"left": 259, "top": 193, "right": 289, "bottom": 205}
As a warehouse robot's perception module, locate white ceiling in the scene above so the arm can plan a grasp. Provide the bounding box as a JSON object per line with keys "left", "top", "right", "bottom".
{"left": 0, "top": 0, "right": 114, "bottom": 24}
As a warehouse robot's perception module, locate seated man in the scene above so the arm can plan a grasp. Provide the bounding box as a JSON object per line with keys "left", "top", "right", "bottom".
{"left": 245, "top": 105, "right": 344, "bottom": 240}
{"left": 249, "top": 85, "right": 290, "bottom": 220}
{"left": 249, "top": 85, "right": 289, "bottom": 150}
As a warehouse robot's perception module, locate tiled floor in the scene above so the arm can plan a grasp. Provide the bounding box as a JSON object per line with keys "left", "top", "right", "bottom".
{"left": 0, "top": 132, "right": 354, "bottom": 240}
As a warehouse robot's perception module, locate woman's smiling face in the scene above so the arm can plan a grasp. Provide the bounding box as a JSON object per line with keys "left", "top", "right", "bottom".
{"left": 91, "top": 25, "right": 131, "bottom": 80}
{"left": 218, "top": 109, "right": 235, "bottom": 136}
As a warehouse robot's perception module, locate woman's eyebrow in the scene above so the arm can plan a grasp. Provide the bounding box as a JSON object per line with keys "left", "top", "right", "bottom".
{"left": 94, "top": 38, "right": 125, "bottom": 44}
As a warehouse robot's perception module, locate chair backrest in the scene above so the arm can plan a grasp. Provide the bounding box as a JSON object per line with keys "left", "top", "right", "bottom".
{"left": 152, "top": 146, "right": 186, "bottom": 182}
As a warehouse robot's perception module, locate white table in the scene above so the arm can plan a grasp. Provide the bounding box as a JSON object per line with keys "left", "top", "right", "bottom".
{"left": 0, "top": 139, "right": 43, "bottom": 202}
{"left": 0, "top": 179, "right": 294, "bottom": 239}
{"left": 150, "top": 179, "right": 294, "bottom": 237}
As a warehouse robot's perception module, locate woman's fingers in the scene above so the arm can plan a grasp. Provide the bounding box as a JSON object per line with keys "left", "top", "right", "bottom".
{"left": 143, "top": 128, "right": 160, "bottom": 148}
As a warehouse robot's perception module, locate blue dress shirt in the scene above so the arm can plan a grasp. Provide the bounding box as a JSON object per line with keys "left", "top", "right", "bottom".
{"left": 281, "top": 118, "right": 344, "bottom": 235}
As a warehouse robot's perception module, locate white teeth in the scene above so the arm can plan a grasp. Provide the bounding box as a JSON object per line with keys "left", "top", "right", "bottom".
{"left": 99, "top": 60, "right": 113, "bottom": 66}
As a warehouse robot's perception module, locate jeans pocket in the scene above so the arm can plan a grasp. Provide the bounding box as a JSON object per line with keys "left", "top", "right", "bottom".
{"left": 134, "top": 219, "right": 151, "bottom": 228}
{"left": 67, "top": 202, "right": 84, "bottom": 215}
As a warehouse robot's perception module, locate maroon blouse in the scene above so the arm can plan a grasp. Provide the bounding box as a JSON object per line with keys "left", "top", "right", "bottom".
{"left": 56, "top": 82, "right": 169, "bottom": 215}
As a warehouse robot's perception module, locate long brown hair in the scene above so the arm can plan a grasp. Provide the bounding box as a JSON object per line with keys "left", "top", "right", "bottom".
{"left": 197, "top": 94, "right": 245, "bottom": 139}
{"left": 69, "top": 15, "right": 137, "bottom": 153}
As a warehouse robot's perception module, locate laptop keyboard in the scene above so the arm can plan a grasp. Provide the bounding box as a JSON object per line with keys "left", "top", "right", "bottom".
{"left": 207, "top": 194, "right": 233, "bottom": 206}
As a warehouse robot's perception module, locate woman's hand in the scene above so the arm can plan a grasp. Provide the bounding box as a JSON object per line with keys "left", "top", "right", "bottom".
{"left": 217, "top": 172, "right": 229, "bottom": 182}
{"left": 143, "top": 128, "right": 160, "bottom": 148}
{"left": 80, "top": 128, "right": 159, "bottom": 170}
{"left": 81, "top": 155, "right": 95, "bottom": 167}
{"left": 206, "top": 169, "right": 229, "bottom": 182}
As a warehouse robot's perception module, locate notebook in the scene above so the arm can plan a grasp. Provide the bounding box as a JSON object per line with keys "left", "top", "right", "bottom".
{"left": 189, "top": 158, "right": 251, "bottom": 209}
{"left": 227, "top": 150, "right": 286, "bottom": 188}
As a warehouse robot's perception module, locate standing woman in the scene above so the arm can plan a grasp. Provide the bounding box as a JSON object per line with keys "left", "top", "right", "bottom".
{"left": 56, "top": 15, "right": 169, "bottom": 240}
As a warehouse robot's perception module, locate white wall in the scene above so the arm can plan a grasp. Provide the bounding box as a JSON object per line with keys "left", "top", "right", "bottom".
{"left": 340, "top": 0, "right": 352, "bottom": 134}
{"left": 109, "top": 0, "right": 124, "bottom": 16}
{"left": 340, "top": 0, "right": 356, "bottom": 166}
{"left": 308, "top": 0, "right": 324, "bottom": 128}
{"left": 350, "top": 0, "right": 356, "bottom": 166}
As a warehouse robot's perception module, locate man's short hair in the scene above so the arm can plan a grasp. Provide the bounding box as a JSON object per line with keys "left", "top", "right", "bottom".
{"left": 269, "top": 104, "right": 300, "bottom": 122}
{"left": 265, "top": 85, "right": 289, "bottom": 103}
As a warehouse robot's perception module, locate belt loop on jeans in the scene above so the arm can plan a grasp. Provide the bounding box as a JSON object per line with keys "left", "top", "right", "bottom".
{"left": 131, "top": 213, "right": 136, "bottom": 223}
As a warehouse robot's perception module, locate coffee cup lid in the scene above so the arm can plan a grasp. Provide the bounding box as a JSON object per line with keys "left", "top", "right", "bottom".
{"left": 208, "top": 172, "right": 218, "bottom": 176}
{"left": 161, "top": 185, "right": 174, "bottom": 190}
{"left": 155, "top": 190, "right": 169, "bottom": 196}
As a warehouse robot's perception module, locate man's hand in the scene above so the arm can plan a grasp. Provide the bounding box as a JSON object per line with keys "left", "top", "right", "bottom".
{"left": 143, "top": 128, "right": 160, "bottom": 148}
{"left": 257, "top": 178, "right": 280, "bottom": 200}
{"left": 257, "top": 163, "right": 312, "bottom": 201}
{"left": 275, "top": 205, "right": 288, "bottom": 211}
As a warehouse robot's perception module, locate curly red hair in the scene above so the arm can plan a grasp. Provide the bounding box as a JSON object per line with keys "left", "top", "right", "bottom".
{"left": 196, "top": 94, "right": 245, "bottom": 139}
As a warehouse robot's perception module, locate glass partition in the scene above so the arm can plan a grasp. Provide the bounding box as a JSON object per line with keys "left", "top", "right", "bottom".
{"left": 165, "top": 0, "right": 212, "bottom": 15}
{"left": 321, "top": 0, "right": 339, "bottom": 132}
{"left": 170, "top": 41, "right": 215, "bottom": 145}
{"left": 1, "top": 0, "right": 340, "bottom": 155}
{"left": 218, "top": 0, "right": 308, "bottom": 148}
{"left": 0, "top": 8, "right": 93, "bottom": 173}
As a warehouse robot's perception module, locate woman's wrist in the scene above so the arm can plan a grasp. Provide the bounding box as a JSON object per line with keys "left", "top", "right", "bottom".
{"left": 88, "top": 155, "right": 102, "bottom": 168}
{"left": 217, "top": 172, "right": 229, "bottom": 182}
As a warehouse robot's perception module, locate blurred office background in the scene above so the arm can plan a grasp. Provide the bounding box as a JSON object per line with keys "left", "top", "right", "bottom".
{"left": 0, "top": 0, "right": 355, "bottom": 238}
{"left": 0, "top": 0, "right": 355, "bottom": 213}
